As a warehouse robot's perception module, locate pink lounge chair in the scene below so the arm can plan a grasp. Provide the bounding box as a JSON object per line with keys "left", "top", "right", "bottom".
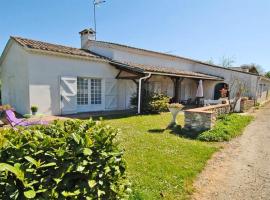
{"left": 5, "top": 109, "right": 48, "bottom": 127}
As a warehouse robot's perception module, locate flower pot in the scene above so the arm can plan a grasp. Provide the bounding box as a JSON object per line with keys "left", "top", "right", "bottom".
{"left": 32, "top": 111, "right": 37, "bottom": 116}
{"left": 168, "top": 107, "right": 182, "bottom": 127}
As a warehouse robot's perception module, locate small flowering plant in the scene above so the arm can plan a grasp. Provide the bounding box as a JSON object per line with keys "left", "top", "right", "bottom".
{"left": 167, "top": 103, "right": 184, "bottom": 109}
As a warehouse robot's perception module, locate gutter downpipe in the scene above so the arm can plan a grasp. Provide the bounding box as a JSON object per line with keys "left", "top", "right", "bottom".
{"left": 138, "top": 73, "right": 152, "bottom": 114}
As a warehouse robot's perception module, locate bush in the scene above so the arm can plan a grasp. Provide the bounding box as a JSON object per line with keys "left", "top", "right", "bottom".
{"left": 30, "top": 106, "right": 38, "bottom": 113}
{"left": 0, "top": 119, "right": 130, "bottom": 199}
{"left": 130, "top": 92, "right": 170, "bottom": 113}
{"left": 198, "top": 114, "right": 253, "bottom": 142}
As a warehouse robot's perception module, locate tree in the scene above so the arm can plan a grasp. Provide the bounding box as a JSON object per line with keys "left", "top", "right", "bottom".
{"left": 219, "top": 56, "right": 236, "bottom": 68}
{"left": 205, "top": 58, "right": 215, "bottom": 65}
{"left": 265, "top": 71, "right": 270, "bottom": 79}
{"left": 241, "top": 63, "right": 265, "bottom": 75}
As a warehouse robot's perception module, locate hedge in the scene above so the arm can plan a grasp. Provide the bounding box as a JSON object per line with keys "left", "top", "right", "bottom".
{"left": 0, "top": 119, "right": 130, "bottom": 199}
{"left": 198, "top": 114, "right": 253, "bottom": 142}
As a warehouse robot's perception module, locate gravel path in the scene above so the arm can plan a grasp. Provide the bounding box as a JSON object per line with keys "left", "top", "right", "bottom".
{"left": 192, "top": 103, "right": 270, "bottom": 200}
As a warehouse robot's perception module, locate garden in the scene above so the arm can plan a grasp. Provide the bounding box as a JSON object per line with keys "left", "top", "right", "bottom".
{"left": 0, "top": 92, "right": 254, "bottom": 199}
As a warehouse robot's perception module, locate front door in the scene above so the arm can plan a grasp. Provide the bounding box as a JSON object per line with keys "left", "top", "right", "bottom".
{"left": 60, "top": 77, "right": 77, "bottom": 114}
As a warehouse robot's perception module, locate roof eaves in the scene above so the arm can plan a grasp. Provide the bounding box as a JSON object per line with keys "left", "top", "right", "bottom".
{"left": 145, "top": 71, "right": 223, "bottom": 81}
{"left": 0, "top": 38, "right": 14, "bottom": 66}
{"left": 109, "top": 60, "right": 145, "bottom": 74}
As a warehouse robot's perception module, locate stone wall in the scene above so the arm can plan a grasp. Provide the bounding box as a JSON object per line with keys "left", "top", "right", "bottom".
{"left": 184, "top": 104, "right": 230, "bottom": 132}
{"left": 240, "top": 100, "right": 255, "bottom": 112}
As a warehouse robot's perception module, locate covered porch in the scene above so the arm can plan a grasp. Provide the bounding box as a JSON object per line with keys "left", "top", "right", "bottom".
{"left": 110, "top": 60, "right": 224, "bottom": 113}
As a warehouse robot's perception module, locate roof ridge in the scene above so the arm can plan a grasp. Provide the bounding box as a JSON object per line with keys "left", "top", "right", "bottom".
{"left": 11, "top": 36, "right": 82, "bottom": 51}
{"left": 10, "top": 36, "right": 107, "bottom": 61}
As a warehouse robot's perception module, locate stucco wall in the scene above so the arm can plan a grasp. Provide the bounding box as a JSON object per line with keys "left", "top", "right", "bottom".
{"left": 89, "top": 43, "right": 196, "bottom": 71}
{"left": 27, "top": 53, "right": 135, "bottom": 115}
{"left": 88, "top": 42, "right": 260, "bottom": 100}
{"left": 146, "top": 75, "right": 218, "bottom": 101}
{"left": 0, "top": 42, "right": 30, "bottom": 114}
{"left": 193, "top": 63, "right": 258, "bottom": 98}
{"left": 256, "top": 78, "right": 270, "bottom": 103}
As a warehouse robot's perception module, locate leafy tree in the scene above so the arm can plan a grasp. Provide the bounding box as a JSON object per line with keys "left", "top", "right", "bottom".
{"left": 265, "top": 71, "right": 270, "bottom": 78}
{"left": 241, "top": 63, "right": 264, "bottom": 75}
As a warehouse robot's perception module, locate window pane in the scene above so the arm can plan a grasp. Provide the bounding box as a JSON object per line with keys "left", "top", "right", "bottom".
{"left": 91, "top": 79, "right": 102, "bottom": 104}
{"left": 77, "top": 77, "right": 88, "bottom": 105}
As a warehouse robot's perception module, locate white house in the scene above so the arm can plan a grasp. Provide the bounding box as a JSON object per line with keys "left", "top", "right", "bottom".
{"left": 0, "top": 29, "right": 269, "bottom": 115}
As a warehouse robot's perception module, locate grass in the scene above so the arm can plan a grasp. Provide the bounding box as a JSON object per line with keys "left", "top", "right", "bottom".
{"left": 197, "top": 114, "right": 254, "bottom": 142}
{"left": 103, "top": 113, "right": 218, "bottom": 200}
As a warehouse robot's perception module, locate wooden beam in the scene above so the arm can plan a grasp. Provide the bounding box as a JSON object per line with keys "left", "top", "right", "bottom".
{"left": 172, "top": 77, "right": 184, "bottom": 103}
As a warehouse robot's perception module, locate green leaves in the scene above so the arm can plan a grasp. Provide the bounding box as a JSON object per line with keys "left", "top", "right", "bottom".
{"left": 25, "top": 156, "right": 40, "bottom": 167}
{"left": 71, "top": 132, "right": 81, "bottom": 144}
{"left": 0, "top": 163, "right": 24, "bottom": 182}
{"left": 24, "top": 190, "right": 36, "bottom": 199}
{"left": 88, "top": 180, "right": 96, "bottom": 188}
{"left": 83, "top": 148, "right": 92, "bottom": 156}
{"left": 0, "top": 119, "right": 130, "bottom": 199}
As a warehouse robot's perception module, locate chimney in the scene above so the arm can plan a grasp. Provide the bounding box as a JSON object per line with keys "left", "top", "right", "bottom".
{"left": 79, "top": 28, "right": 96, "bottom": 49}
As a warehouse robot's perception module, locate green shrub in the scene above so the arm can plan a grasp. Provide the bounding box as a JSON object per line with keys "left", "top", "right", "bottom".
{"left": 198, "top": 114, "right": 253, "bottom": 142}
{"left": 0, "top": 119, "right": 130, "bottom": 199}
{"left": 30, "top": 106, "right": 38, "bottom": 113}
{"left": 130, "top": 92, "right": 170, "bottom": 113}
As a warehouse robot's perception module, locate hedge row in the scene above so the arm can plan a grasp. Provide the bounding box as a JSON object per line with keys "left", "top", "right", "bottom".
{"left": 0, "top": 119, "right": 130, "bottom": 199}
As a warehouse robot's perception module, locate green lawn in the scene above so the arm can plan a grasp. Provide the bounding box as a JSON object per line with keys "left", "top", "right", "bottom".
{"left": 104, "top": 113, "right": 218, "bottom": 200}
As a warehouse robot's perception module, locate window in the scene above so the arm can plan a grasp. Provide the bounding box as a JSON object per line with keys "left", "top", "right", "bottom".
{"left": 91, "top": 79, "right": 102, "bottom": 104}
{"left": 77, "top": 78, "right": 88, "bottom": 105}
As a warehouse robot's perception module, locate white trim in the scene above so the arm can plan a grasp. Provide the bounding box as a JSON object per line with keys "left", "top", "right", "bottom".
{"left": 138, "top": 73, "right": 152, "bottom": 114}
{"left": 145, "top": 71, "right": 223, "bottom": 81}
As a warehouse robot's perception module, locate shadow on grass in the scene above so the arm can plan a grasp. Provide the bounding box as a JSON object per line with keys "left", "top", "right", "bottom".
{"left": 166, "top": 124, "right": 203, "bottom": 140}
{"left": 147, "top": 124, "right": 203, "bottom": 140}
{"left": 148, "top": 128, "right": 166, "bottom": 134}
{"left": 93, "top": 112, "right": 161, "bottom": 121}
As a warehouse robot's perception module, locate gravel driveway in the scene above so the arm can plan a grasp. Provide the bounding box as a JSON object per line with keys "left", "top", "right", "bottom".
{"left": 192, "top": 103, "right": 270, "bottom": 200}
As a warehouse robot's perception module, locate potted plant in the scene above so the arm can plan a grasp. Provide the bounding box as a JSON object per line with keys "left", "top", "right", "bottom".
{"left": 167, "top": 103, "right": 184, "bottom": 127}
{"left": 31, "top": 105, "right": 38, "bottom": 115}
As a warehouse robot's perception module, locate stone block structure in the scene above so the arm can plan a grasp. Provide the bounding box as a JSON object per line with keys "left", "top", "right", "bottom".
{"left": 184, "top": 104, "right": 230, "bottom": 132}
{"left": 240, "top": 100, "right": 255, "bottom": 112}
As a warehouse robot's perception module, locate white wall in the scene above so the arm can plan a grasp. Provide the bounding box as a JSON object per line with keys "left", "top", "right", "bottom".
{"left": 257, "top": 78, "right": 270, "bottom": 103}
{"left": 89, "top": 43, "right": 196, "bottom": 72}
{"left": 193, "top": 63, "right": 259, "bottom": 98}
{"left": 1, "top": 42, "right": 30, "bottom": 114}
{"left": 147, "top": 75, "right": 174, "bottom": 97}
{"left": 88, "top": 42, "right": 260, "bottom": 100}
{"left": 27, "top": 53, "right": 135, "bottom": 115}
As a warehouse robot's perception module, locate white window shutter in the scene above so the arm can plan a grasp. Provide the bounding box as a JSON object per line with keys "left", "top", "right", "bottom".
{"left": 60, "top": 77, "right": 77, "bottom": 114}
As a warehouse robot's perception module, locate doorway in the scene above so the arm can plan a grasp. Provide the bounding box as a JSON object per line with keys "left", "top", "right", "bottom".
{"left": 214, "top": 83, "right": 229, "bottom": 100}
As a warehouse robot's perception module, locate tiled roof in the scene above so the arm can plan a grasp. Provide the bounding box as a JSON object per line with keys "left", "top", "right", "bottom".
{"left": 111, "top": 60, "right": 224, "bottom": 80}
{"left": 11, "top": 36, "right": 105, "bottom": 60}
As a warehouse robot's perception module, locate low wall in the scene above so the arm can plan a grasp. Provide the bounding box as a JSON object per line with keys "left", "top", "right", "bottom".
{"left": 240, "top": 100, "right": 255, "bottom": 112}
{"left": 184, "top": 104, "right": 230, "bottom": 132}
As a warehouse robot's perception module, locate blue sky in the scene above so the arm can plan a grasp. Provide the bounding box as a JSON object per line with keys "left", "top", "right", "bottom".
{"left": 1, "top": 0, "right": 270, "bottom": 71}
